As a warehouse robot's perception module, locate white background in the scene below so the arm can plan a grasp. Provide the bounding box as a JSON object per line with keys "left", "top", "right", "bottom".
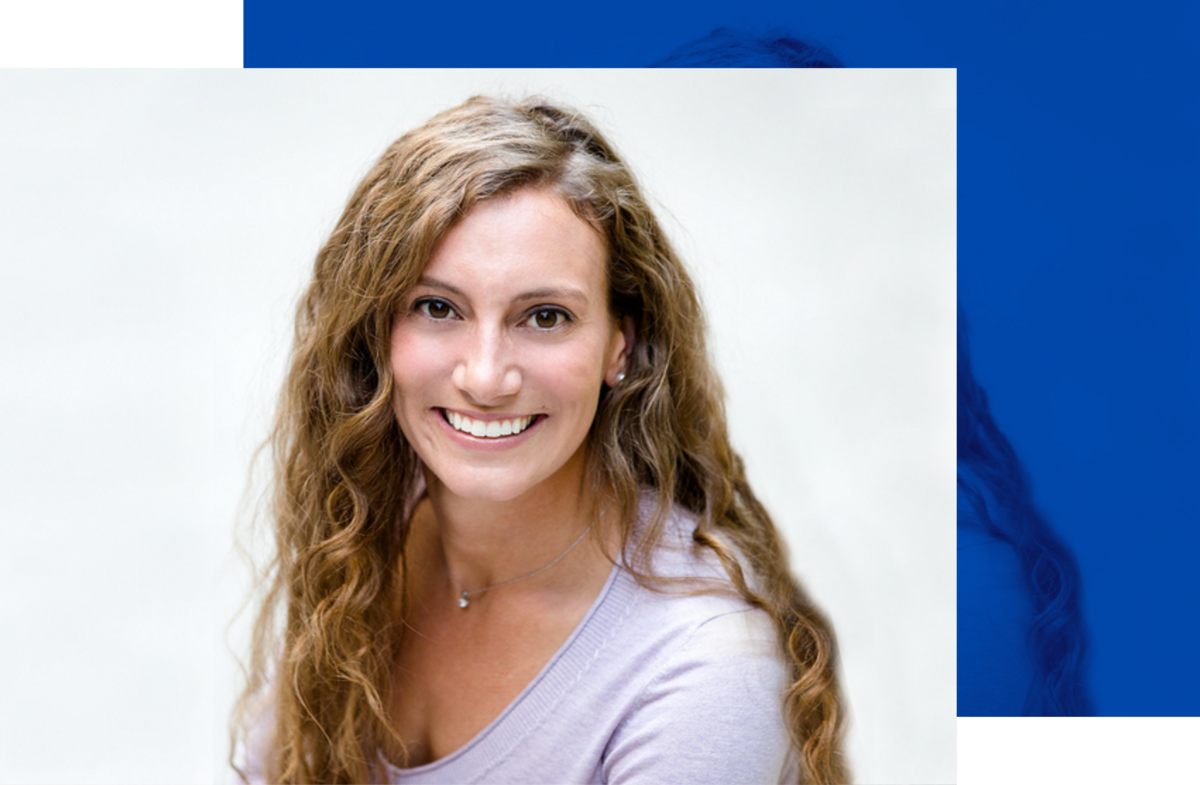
{"left": 0, "top": 70, "right": 955, "bottom": 783}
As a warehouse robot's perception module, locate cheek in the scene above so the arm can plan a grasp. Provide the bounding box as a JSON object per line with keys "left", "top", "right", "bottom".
{"left": 389, "top": 331, "right": 448, "bottom": 399}
{"left": 525, "top": 343, "right": 607, "bottom": 411}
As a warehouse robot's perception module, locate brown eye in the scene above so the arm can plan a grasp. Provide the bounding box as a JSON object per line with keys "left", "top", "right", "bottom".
{"left": 418, "top": 299, "right": 455, "bottom": 320}
{"left": 532, "top": 309, "right": 565, "bottom": 329}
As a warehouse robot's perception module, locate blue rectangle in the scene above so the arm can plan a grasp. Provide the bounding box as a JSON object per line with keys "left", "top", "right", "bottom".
{"left": 244, "top": 0, "right": 1200, "bottom": 719}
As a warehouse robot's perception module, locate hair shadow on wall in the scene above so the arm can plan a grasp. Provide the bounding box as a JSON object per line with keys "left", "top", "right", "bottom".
{"left": 649, "top": 28, "right": 843, "bottom": 68}
{"left": 958, "top": 308, "right": 1093, "bottom": 715}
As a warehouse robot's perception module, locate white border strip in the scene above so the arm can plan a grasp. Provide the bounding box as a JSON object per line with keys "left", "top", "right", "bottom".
{"left": 0, "top": 0, "right": 241, "bottom": 67}
{"left": 959, "top": 717, "right": 1198, "bottom": 785}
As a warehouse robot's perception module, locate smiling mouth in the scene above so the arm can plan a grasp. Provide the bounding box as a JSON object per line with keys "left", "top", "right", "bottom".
{"left": 441, "top": 409, "right": 541, "bottom": 439}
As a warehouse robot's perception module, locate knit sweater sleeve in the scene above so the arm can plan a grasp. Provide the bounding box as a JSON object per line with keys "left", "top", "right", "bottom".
{"left": 601, "top": 608, "right": 797, "bottom": 785}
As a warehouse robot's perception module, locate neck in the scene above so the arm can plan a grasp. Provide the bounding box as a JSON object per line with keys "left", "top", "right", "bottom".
{"left": 416, "top": 452, "right": 611, "bottom": 599}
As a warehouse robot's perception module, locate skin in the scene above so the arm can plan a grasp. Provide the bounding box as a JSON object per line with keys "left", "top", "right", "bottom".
{"left": 387, "top": 187, "right": 633, "bottom": 765}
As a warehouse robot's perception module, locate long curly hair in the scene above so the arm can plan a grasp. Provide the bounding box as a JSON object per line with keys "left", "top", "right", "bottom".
{"left": 232, "top": 95, "right": 849, "bottom": 783}
{"left": 957, "top": 307, "right": 1092, "bottom": 715}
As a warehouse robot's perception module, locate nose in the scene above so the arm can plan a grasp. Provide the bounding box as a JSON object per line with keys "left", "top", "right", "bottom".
{"left": 452, "top": 325, "right": 521, "bottom": 405}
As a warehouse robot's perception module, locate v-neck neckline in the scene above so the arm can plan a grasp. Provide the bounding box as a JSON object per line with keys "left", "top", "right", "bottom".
{"left": 384, "top": 559, "right": 638, "bottom": 781}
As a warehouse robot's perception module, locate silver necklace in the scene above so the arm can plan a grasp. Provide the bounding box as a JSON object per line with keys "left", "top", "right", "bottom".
{"left": 448, "top": 519, "right": 597, "bottom": 609}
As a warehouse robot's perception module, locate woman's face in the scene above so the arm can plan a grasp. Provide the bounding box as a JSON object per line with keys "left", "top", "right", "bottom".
{"left": 390, "top": 187, "right": 629, "bottom": 503}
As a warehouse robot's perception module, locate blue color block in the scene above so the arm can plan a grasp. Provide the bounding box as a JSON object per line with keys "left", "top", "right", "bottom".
{"left": 244, "top": 0, "right": 960, "bottom": 67}
{"left": 244, "top": 0, "right": 1200, "bottom": 716}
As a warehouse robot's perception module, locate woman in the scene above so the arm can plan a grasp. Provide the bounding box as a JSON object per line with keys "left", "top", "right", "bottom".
{"left": 234, "top": 95, "right": 847, "bottom": 783}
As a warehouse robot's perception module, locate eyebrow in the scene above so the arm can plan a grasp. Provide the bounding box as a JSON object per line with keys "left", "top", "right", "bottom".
{"left": 416, "top": 276, "right": 589, "bottom": 303}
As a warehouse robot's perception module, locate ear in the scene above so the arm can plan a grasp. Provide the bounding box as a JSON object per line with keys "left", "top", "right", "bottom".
{"left": 605, "top": 316, "right": 636, "bottom": 386}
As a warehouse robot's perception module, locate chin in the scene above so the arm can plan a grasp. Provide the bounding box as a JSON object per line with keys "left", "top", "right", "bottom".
{"left": 431, "top": 467, "right": 548, "bottom": 503}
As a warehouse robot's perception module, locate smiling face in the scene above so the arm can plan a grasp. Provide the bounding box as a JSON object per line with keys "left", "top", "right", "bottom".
{"left": 389, "top": 187, "right": 629, "bottom": 503}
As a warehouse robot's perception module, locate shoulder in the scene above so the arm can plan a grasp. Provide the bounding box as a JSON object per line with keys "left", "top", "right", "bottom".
{"left": 630, "top": 493, "right": 753, "bottom": 587}
{"left": 617, "top": 496, "right": 774, "bottom": 649}
{"left": 636, "top": 602, "right": 790, "bottom": 716}
{"left": 595, "top": 498, "right": 795, "bottom": 783}
{"left": 600, "top": 597, "right": 795, "bottom": 783}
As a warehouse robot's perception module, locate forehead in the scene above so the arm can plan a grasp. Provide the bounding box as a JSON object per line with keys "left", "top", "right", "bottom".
{"left": 421, "top": 188, "right": 608, "bottom": 298}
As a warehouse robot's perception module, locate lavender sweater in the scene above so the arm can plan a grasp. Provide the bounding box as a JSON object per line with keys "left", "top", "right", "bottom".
{"left": 243, "top": 504, "right": 798, "bottom": 784}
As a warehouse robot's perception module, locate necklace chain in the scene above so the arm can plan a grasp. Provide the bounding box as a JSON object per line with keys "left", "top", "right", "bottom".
{"left": 448, "top": 511, "right": 602, "bottom": 609}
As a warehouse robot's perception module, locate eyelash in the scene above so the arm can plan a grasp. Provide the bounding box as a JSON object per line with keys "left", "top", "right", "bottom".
{"left": 524, "top": 307, "right": 572, "bottom": 330}
{"left": 414, "top": 298, "right": 458, "bottom": 321}
{"left": 412, "top": 298, "right": 573, "bottom": 331}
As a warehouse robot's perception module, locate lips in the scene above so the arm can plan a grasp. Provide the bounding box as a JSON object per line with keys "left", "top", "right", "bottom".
{"left": 441, "top": 409, "right": 539, "bottom": 439}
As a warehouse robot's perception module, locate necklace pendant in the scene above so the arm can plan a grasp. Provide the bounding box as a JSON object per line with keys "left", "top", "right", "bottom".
{"left": 458, "top": 591, "right": 470, "bottom": 609}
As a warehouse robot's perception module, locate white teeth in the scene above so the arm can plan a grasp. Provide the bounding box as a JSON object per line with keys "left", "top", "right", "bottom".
{"left": 446, "top": 411, "right": 536, "bottom": 439}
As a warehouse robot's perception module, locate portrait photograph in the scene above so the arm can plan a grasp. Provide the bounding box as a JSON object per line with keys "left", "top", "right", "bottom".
{"left": 0, "top": 68, "right": 955, "bottom": 783}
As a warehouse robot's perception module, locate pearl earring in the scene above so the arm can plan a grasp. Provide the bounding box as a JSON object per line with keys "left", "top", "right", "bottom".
{"left": 616, "top": 372, "right": 626, "bottom": 383}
